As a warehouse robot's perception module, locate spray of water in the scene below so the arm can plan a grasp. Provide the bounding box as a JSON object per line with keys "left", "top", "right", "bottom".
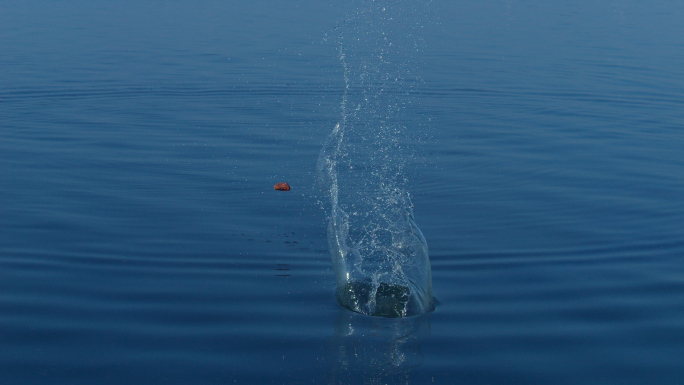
{"left": 318, "top": 0, "right": 434, "bottom": 317}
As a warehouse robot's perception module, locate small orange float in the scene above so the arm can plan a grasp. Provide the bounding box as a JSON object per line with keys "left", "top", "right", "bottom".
{"left": 274, "top": 182, "right": 291, "bottom": 191}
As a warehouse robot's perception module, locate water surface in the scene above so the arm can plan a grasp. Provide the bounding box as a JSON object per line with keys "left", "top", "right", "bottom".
{"left": 1, "top": 0, "right": 683, "bottom": 384}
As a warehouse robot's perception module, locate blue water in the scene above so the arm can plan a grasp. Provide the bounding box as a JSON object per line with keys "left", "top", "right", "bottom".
{"left": 1, "top": 0, "right": 683, "bottom": 384}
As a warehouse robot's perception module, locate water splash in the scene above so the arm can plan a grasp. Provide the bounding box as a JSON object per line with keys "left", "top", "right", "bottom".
{"left": 318, "top": 0, "right": 433, "bottom": 318}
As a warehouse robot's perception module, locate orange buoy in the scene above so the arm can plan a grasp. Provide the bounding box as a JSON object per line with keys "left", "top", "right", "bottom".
{"left": 274, "top": 182, "right": 291, "bottom": 191}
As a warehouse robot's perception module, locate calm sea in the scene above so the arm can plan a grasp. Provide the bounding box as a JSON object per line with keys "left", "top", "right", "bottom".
{"left": 1, "top": 0, "right": 683, "bottom": 384}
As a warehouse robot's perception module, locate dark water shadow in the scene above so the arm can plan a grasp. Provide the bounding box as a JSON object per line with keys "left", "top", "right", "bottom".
{"left": 323, "top": 308, "right": 431, "bottom": 384}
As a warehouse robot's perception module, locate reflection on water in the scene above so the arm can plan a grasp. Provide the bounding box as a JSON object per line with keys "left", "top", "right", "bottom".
{"left": 324, "top": 309, "right": 431, "bottom": 384}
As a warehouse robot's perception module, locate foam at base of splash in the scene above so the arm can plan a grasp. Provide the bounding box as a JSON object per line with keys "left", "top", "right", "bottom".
{"left": 337, "top": 280, "right": 434, "bottom": 318}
